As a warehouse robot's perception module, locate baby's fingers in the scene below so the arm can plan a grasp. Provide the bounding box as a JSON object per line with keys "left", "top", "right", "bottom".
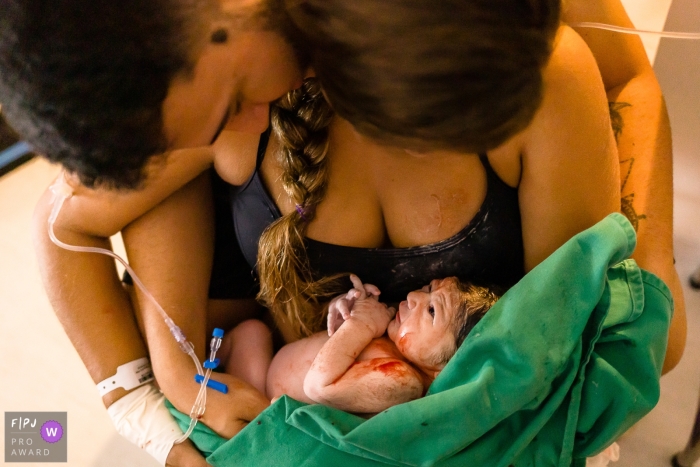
{"left": 337, "top": 298, "right": 352, "bottom": 320}
{"left": 327, "top": 311, "right": 343, "bottom": 336}
{"left": 349, "top": 274, "right": 368, "bottom": 299}
{"left": 363, "top": 283, "right": 381, "bottom": 298}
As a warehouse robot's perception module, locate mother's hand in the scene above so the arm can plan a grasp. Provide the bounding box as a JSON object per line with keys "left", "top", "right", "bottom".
{"left": 198, "top": 372, "right": 271, "bottom": 439}
{"left": 165, "top": 439, "right": 210, "bottom": 467}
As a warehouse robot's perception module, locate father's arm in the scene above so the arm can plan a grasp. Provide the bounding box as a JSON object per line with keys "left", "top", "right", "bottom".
{"left": 564, "top": 0, "right": 685, "bottom": 373}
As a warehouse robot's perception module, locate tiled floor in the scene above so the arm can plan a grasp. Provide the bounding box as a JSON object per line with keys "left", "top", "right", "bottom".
{"left": 0, "top": 1, "right": 696, "bottom": 466}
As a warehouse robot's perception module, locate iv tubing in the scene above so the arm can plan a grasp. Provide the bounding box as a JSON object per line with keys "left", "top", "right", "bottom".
{"left": 175, "top": 328, "right": 224, "bottom": 442}
{"left": 571, "top": 22, "right": 700, "bottom": 40}
{"left": 48, "top": 176, "right": 207, "bottom": 443}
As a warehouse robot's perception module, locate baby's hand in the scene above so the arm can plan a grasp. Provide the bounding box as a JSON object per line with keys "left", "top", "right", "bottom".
{"left": 327, "top": 274, "right": 381, "bottom": 336}
{"left": 349, "top": 297, "right": 396, "bottom": 339}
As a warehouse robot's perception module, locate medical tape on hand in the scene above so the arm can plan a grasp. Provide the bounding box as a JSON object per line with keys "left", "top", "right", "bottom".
{"left": 97, "top": 357, "right": 155, "bottom": 397}
{"left": 107, "top": 383, "right": 184, "bottom": 466}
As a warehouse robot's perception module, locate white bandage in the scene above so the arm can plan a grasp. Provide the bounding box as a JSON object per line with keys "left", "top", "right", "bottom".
{"left": 107, "top": 383, "right": 184, "bottom": 466}
{"left": 97, "top": 357, "right": 154, "bottom": 396}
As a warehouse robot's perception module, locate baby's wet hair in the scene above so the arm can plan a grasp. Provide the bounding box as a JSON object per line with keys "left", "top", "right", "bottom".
{"left": 434, "top": 282, "right": 500, "bottom": 365}
{"left": 453, "top": 282, "right": 500, "bottom": 348}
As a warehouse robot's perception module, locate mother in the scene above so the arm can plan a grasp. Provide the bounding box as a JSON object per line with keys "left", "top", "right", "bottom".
{"left": 250, "top": 0, "right": 616, "bottom": 341}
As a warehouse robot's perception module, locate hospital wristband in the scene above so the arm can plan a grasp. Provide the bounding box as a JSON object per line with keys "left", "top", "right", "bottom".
{"left": 107, "top": 383, "right": 184, "bottom": 466}
{"left": 97, "top": 357, "right": 154, "bottom": 397}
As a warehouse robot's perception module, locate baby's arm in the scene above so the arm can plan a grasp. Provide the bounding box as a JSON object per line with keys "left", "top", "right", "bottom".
{"left": 304, "top": 283, "right": 423, "bottom": 413}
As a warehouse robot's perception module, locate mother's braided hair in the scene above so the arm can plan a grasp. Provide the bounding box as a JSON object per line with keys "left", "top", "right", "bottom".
{"left": 257, "top": 78, "right": 346, "bottom": 337}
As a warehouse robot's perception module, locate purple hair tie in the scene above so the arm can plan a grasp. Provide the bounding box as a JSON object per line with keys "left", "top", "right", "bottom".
{"left": 295, "top": 204, "right": 310, "bottom": 222}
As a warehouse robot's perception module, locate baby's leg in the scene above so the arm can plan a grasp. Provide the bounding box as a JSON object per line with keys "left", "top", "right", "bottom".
{"left": 218, "top": 319, "right": 273, "bottom": 396}
{"left": 266, "top": 332, "right": 328, "bottom": 403}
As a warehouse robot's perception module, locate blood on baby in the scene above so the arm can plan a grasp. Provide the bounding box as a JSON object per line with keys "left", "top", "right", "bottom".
{"left": 396, "top": 333, "right": 412, "bottom": 354}
{"left": 375, "top": 360, "right": 407, "bottom": 378}
{"left": 345, "top": 359, "right": 408, "bottom": 380}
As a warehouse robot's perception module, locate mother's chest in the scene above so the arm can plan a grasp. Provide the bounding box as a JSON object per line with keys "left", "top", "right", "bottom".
{"left": 308, "top": 156, "right": 490, "bottom": 248}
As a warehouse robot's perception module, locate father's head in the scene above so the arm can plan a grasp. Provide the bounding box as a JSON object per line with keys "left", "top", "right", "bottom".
{"left": 0, "top": 0, "right": 303, "bottom": 188}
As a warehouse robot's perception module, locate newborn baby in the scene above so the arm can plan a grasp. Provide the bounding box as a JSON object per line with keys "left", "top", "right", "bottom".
{"left": 220, "top": 275, "right": 498, "bottom": 413}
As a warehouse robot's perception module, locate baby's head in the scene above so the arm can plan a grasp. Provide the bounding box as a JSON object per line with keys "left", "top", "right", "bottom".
{"left": 387, "top": 277, "right": 498, "bottom": 376}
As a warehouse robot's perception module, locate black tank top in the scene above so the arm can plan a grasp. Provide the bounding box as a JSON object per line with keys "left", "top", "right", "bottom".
{"left": 229, "top": 130, "right": 525, "bottom": 302}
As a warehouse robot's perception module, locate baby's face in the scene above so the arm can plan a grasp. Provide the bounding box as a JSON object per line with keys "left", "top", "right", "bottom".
{"left": 387, "top": 277, "right": 461, "bottom": 374}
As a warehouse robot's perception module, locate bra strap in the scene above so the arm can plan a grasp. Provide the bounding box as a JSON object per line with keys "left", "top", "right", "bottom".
{"left": 255, "top": 128, "right": 272, "bottom": 170}
{"left": 478, "top": 153, "right": 497, "bottom": 180}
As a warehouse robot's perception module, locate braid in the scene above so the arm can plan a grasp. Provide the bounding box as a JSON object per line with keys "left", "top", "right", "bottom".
{"left": 257, "top": 78, "right": 344, "bottom": 338}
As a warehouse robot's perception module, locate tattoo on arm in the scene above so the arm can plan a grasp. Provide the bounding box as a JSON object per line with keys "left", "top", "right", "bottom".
{"left": 610, "top": 101, "right": 646, "bottom": 231}
{"left": 620, "top": 158, "right": 647, "bottom": 231}
{"left": 608, "top": 101, "right": 632, "bottom": 142}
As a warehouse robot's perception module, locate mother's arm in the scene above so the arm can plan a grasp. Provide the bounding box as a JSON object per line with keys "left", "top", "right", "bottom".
{"left": 564, "top": 0, "right": 684, "bottom": 374}
{"left": 517, "top": 25, "right": 620, "bottom": 270}
{"left": 33, "top": 147, "right": 213, "bottom": 410}
{"left": 34, "top": 145, "right": 268, "bottom": 464}
{"left": 121, "top": 171, "right": 270, "bottom": 438}
{"left": 119, "top": 130, "right": 272, "bottom": 437}
{"left": 32, "top": 148, "right": 216, "bottom": 464}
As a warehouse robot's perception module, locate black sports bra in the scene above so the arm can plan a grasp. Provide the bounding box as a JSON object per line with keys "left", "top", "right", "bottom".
{"left": 229, "top": 130, "right": 525, "bottom": 302}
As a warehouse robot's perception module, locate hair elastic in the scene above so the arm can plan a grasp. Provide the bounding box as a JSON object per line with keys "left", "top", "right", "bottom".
{"left": 295, "top": 204, "right": 311, "bottom": 221}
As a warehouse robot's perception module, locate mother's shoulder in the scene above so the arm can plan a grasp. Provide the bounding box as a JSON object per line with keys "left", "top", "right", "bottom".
{"left": 544, "top": 24, "right": 605, "bottom": 90}
{"left": 521, "top": 22, "right": 611, "bottom": 157}
{"left": 486, "top": 25, "right": 606, "bottom": 187}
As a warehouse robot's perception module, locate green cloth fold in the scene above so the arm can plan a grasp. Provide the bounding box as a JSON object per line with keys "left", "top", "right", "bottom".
{"left": 169, "top": 213, "right": 672, "bottom": 467}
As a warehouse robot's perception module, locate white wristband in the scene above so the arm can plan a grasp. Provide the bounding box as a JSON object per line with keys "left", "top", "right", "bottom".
{"left": 107, "top": 383, "right": 184, "bottom": 466}
{"left": 97, "top": 357, "right": 154, "bottom": 396}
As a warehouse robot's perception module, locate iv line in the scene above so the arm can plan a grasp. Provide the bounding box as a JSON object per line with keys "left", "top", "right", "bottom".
{"left": 47, "top": 173, "right": 212, "bottom": 444}
{"left": 571, "top": 22, "right": 700, "bottom": 40}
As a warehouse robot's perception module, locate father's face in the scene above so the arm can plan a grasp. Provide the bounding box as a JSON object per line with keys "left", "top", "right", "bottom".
{"left": 162, "top": 0, "right": 303, "bottom": 150}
